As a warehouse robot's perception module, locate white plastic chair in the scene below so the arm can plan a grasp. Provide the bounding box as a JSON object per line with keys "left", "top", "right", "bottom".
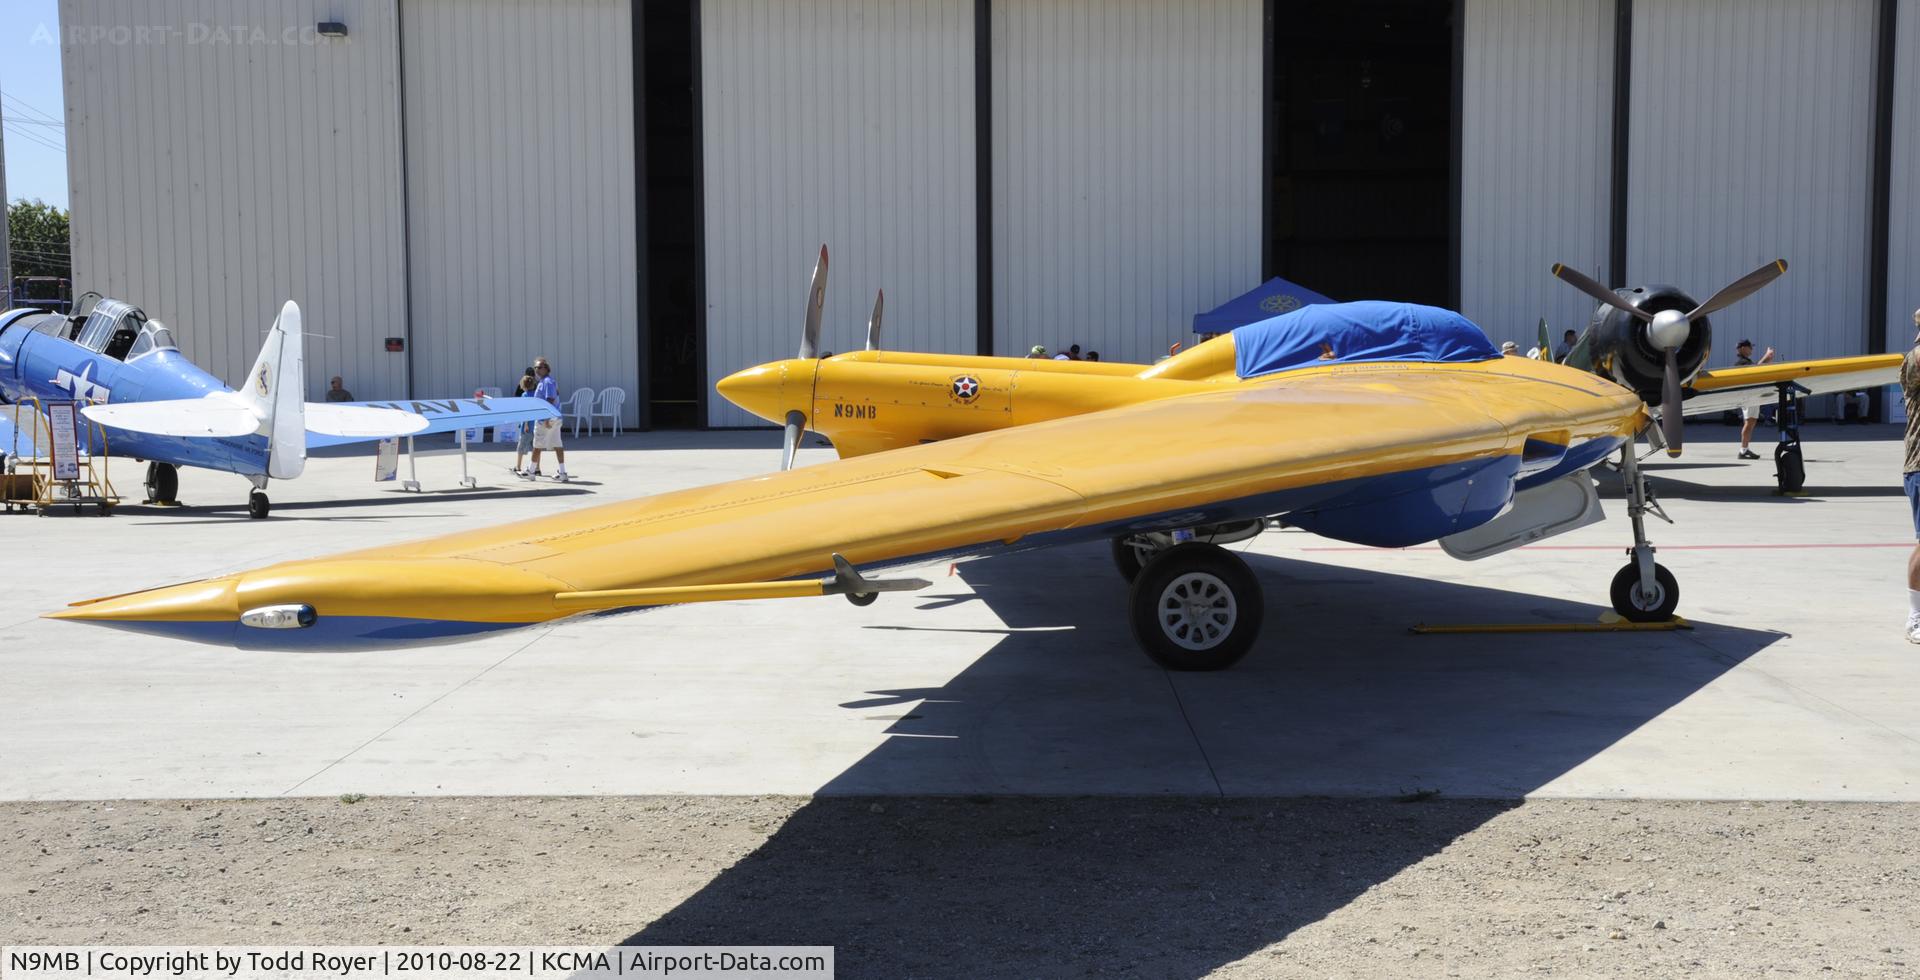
{"left": 592, "top": 387, "right": 626, "bottom": 436}
{"left": 568, "top": 387, "right": 597, "bottom": 437}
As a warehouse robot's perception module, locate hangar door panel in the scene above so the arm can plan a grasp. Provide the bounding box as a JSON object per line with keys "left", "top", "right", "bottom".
{"left": 402, "top": 0, "right": 638, "bottom": 422}
{"left": 1458, "top": 0, "right": 1614, "bottom": 348}
{"left": 701, "top": 0, "right": 978, "bottom": 428}
{"left": 61, "top": 0, "right": 409, "bottom": 402}
{"left": 1629, "top": 0, "right": 1876, "bottom": 366}
{"left": 992, "top": 0, "right": 1260, "bottom": 364}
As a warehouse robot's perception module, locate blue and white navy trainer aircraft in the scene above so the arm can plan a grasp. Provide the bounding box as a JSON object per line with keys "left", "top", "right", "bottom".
{"left": 0, "top": 294, "right": 559, "bottom": 517}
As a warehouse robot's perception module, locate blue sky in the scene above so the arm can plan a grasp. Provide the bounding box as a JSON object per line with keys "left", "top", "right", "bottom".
{"left": 2, "top": 0, "right": 69, "bottom": 209}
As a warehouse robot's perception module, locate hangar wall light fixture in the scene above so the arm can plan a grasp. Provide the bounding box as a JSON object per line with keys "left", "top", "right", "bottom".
{"left": 317, "top": 21, "right": 349, "bottom": 38}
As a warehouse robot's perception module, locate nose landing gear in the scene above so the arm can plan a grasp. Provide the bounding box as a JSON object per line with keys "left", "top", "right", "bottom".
{"left": 1612, "top": 443, "right": 1680, "bottom": 622}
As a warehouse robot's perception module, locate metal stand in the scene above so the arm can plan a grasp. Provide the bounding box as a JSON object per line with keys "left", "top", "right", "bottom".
{"left": 402, "top": 428, "right": 478, "bottom": 492}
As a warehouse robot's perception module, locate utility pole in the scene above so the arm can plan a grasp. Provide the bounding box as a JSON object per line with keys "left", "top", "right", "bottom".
{"left": 0, "top": 79, "right": 11, "bottom": 298}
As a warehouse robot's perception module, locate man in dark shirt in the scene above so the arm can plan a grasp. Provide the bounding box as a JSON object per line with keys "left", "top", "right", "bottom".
{"left": 1734, "top": 339, "right": 1775, "bottom": 459}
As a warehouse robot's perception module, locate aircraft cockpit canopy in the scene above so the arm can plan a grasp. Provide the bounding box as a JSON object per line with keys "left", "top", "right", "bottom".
{"left": 125, "top": 321, "right": 178, "bottom": 359}
{"left": 68, "top": 298, "right": 152, "bottom": 361}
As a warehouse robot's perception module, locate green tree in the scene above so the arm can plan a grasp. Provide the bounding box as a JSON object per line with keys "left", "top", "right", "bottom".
{"left": 8, "top": 199, "right": 70, "bottom": 280}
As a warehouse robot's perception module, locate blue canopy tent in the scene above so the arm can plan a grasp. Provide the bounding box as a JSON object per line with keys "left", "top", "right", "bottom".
{"left": 1191, "top": 276, "right": 1336, "bottom": 335}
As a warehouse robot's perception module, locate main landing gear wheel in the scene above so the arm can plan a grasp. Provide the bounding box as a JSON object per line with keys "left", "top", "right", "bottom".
{"left": 248, "top": 491, "right": 270, "bottom": 520}
{"left": 1609, "top": 562, "right": 1679, "bottom": 622}
{"left": 1128, "top": 543, "right": 1264, "bottom": 671}
{"left": 144, "top": 462, "right": 179, "bottom": 504}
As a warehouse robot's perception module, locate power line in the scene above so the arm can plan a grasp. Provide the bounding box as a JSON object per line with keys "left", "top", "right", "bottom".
{"left": 1, "top": 92, "right": 63, "bottom": 126}
{"left": 2, "top": 117, "right": 64, "bottom": 130}
{"left": 1, "top": 122, "right": 65, "bottom": 156}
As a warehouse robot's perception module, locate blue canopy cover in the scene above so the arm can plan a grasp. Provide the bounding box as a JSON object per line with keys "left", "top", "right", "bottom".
{"left": 1232, "top": 301, "right": 1502, "bottom": 379}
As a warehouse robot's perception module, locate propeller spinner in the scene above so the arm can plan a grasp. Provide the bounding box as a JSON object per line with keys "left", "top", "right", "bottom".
{"left": 1550, "top": 259, "right": 1787, "bottom": 458}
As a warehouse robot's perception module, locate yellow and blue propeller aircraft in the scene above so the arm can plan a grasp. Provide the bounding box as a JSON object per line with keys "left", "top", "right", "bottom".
{"left": 49, "top": 248, "right": 1900, "bottom": 669}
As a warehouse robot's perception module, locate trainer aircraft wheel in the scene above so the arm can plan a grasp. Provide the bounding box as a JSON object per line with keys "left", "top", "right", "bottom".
{"left": 1128, "top": 543, "right": 1264, "bottom": 671}
{"left": 1609, "top": 562, "right": 1678, "bottom": 622}
{"left": 845, "top": 591, "right": 877, "bottom": 607}
{"left": 248, "top": 491, "right": 270, "bottom": 520}
{"left": 146, "top": 462, "right": 179, "bottom": 504}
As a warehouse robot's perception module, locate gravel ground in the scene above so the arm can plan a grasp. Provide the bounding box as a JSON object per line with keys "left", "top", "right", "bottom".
{"left": 3, "top": 796, "right": 1916, "bottom": 978}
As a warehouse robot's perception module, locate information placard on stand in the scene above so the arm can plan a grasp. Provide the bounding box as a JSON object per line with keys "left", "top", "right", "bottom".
{"left": 46, "top": 401, "right": 79, "bottom": 481}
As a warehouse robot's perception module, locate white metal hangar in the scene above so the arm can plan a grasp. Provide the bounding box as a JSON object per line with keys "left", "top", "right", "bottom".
{"left": 57, "top": 0, "right": 1920, "bottom": 427}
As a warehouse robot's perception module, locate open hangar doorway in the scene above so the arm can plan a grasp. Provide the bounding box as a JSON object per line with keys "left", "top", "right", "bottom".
{"left": 641, "top": 0, "right": 703, "bottom": 429}
{"left": 1264, "top": 0, "right": 1455, "bottom": 307}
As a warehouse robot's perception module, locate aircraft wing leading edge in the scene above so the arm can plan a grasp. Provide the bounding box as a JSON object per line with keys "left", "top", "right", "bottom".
{"left": 51, "top": 360, "right": 1644, "bottom": 645}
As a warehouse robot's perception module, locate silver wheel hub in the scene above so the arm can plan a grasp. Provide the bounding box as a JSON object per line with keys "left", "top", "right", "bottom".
{"left": 1633, "top": 580, "right": 1666, "bottom": 610}
{"left": 1157, "top": 572, "right": 1237, "bottom": 651}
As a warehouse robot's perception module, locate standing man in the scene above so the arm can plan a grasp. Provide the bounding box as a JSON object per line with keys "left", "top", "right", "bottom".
{"left": 1734, "top": 339, "right": 1776, "bottom": 460}
{"left": 527, "top": 357, "right": 570, "bottom": 483}
{"left": 324, "top": 376, "right": 354, "bottom": 402}
{"left": 1903, "top": 309, "right": 1920, "bottom": 642}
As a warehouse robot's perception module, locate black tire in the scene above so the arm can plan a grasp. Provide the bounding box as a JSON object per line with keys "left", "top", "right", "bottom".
{"left": 1127, "top": 543, "right": 1264, "bottom": 671}
{"left": 845, "top": 591, "right": 877, "bottom": 607}
{"left": 248, "top": 491, "right": 270, "bottom": 520}
{"left": 1110, "top": 536, "right": 1152, "bottom": 582}
{"left": 1609, "top": 562, "right": 1679, "bottom": 622}
{"left": 1773, "top": 441, "right": 1806, "bottom": 493}
{"left": 146, "top": 462, "right": 178, "bottom": 504}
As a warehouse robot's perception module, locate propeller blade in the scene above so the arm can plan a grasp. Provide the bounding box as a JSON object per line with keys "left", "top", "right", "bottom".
{"left": 1661, "top": 351, "right": 1684, "bottom": 457}
{"left": 799, "top": 245, "right": 828, "bottom": 360}
{"left": 1684, "top": 259, "right": 1787, "bottom": 320}
{"left": 780, "top": 410, "right": 805, "bottom": 471}
{"left": 1551, "top": 263, "right": 1653, "bottom": 323}
{"left": 865, "top": 289, "right": 884, "bottom": 351}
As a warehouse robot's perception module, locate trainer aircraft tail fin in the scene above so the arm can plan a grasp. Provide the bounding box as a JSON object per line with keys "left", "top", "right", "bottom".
{"left": 237, "top": 301, "right": 307, "bottom": 480}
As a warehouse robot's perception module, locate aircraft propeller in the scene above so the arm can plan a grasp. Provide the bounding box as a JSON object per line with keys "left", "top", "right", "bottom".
{"left": 1550, "top": 259, "right": 1787, "bottom": 457}
{"left": 780, "top": 246, "right": 831, "bottom": 471}
{"left": 865, "top": 289, "right": 884, "bottom": 351}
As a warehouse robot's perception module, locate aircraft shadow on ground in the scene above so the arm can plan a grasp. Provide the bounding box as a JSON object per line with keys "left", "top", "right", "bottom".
{"left": 619, "top": 543, "right": 1784, "bottom": 975}
{"left": 112, "top": 486, "right": 594, "bottom": 523}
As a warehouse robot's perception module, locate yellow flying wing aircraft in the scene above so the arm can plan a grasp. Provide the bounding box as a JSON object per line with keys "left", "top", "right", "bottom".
{"left": 50, "top": 250, "right": 1900, "bottom": 669}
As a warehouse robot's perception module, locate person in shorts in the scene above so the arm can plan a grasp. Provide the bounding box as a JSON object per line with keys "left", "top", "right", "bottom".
{"left": 511, "top": 374, "right": 537, "bottom": 475}
{"left": 526, "top": 357, "right": 569, "bottom": 482}
{"left": 1734, "top": 339, "right": 1775, "bottom": 459}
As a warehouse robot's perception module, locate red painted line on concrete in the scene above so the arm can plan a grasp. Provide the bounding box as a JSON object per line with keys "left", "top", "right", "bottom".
{"left": 1301, "top": 543, "right": 1913, "bottom": 552}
